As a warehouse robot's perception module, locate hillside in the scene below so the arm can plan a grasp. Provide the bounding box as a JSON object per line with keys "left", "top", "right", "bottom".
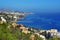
{"left": 0, "top": 22, "right": 43, "bottom": 40}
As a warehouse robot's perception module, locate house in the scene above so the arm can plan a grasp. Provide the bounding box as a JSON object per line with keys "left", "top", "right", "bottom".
{"left": 11, "top": 22, "right": 17, "bottom": 27}
{"left": 50, "top": 29, "right": 58, "bottom": 36}
{"left": 0, "top": 21, "right": 3, "bottom": 24}
{"left": 20, "top": 24, "right": 29, "bottom": 34}
{"left": 40, "top": 35, "right": 46, "bottom": 40}
{"left": 1, "top": 17, "right": 6, "bottom": 23}
{"left": 30, "top": 34, "right": 35, "bottom": 40}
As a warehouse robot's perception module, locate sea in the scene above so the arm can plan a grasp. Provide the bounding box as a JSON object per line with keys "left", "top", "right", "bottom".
{"left": 16, "top": 12, "right": 60, "bottom": 31}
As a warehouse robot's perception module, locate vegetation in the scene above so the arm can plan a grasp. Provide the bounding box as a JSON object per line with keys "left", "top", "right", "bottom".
{"left": 0, "top": 22, "right": 60, "bottom": 40}
{"left": 48, "top": 36, "right": 60, "bottom": 40}
{"left": 0, "top": 23, "right": 43, "bottom": 40}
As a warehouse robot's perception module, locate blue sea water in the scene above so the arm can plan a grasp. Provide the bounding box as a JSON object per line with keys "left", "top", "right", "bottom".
{"left": 17, "top": 13, "right": 60, "bottom": 31}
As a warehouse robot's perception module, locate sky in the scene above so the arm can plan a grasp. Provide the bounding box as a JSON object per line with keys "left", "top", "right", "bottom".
{"left": 0, "top": 0, "right": 60, "bottom": 13}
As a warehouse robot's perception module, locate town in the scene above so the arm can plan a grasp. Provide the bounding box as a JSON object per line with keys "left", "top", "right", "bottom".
{"left": 0, "top": 10, "right": 60, "bottom": 40}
